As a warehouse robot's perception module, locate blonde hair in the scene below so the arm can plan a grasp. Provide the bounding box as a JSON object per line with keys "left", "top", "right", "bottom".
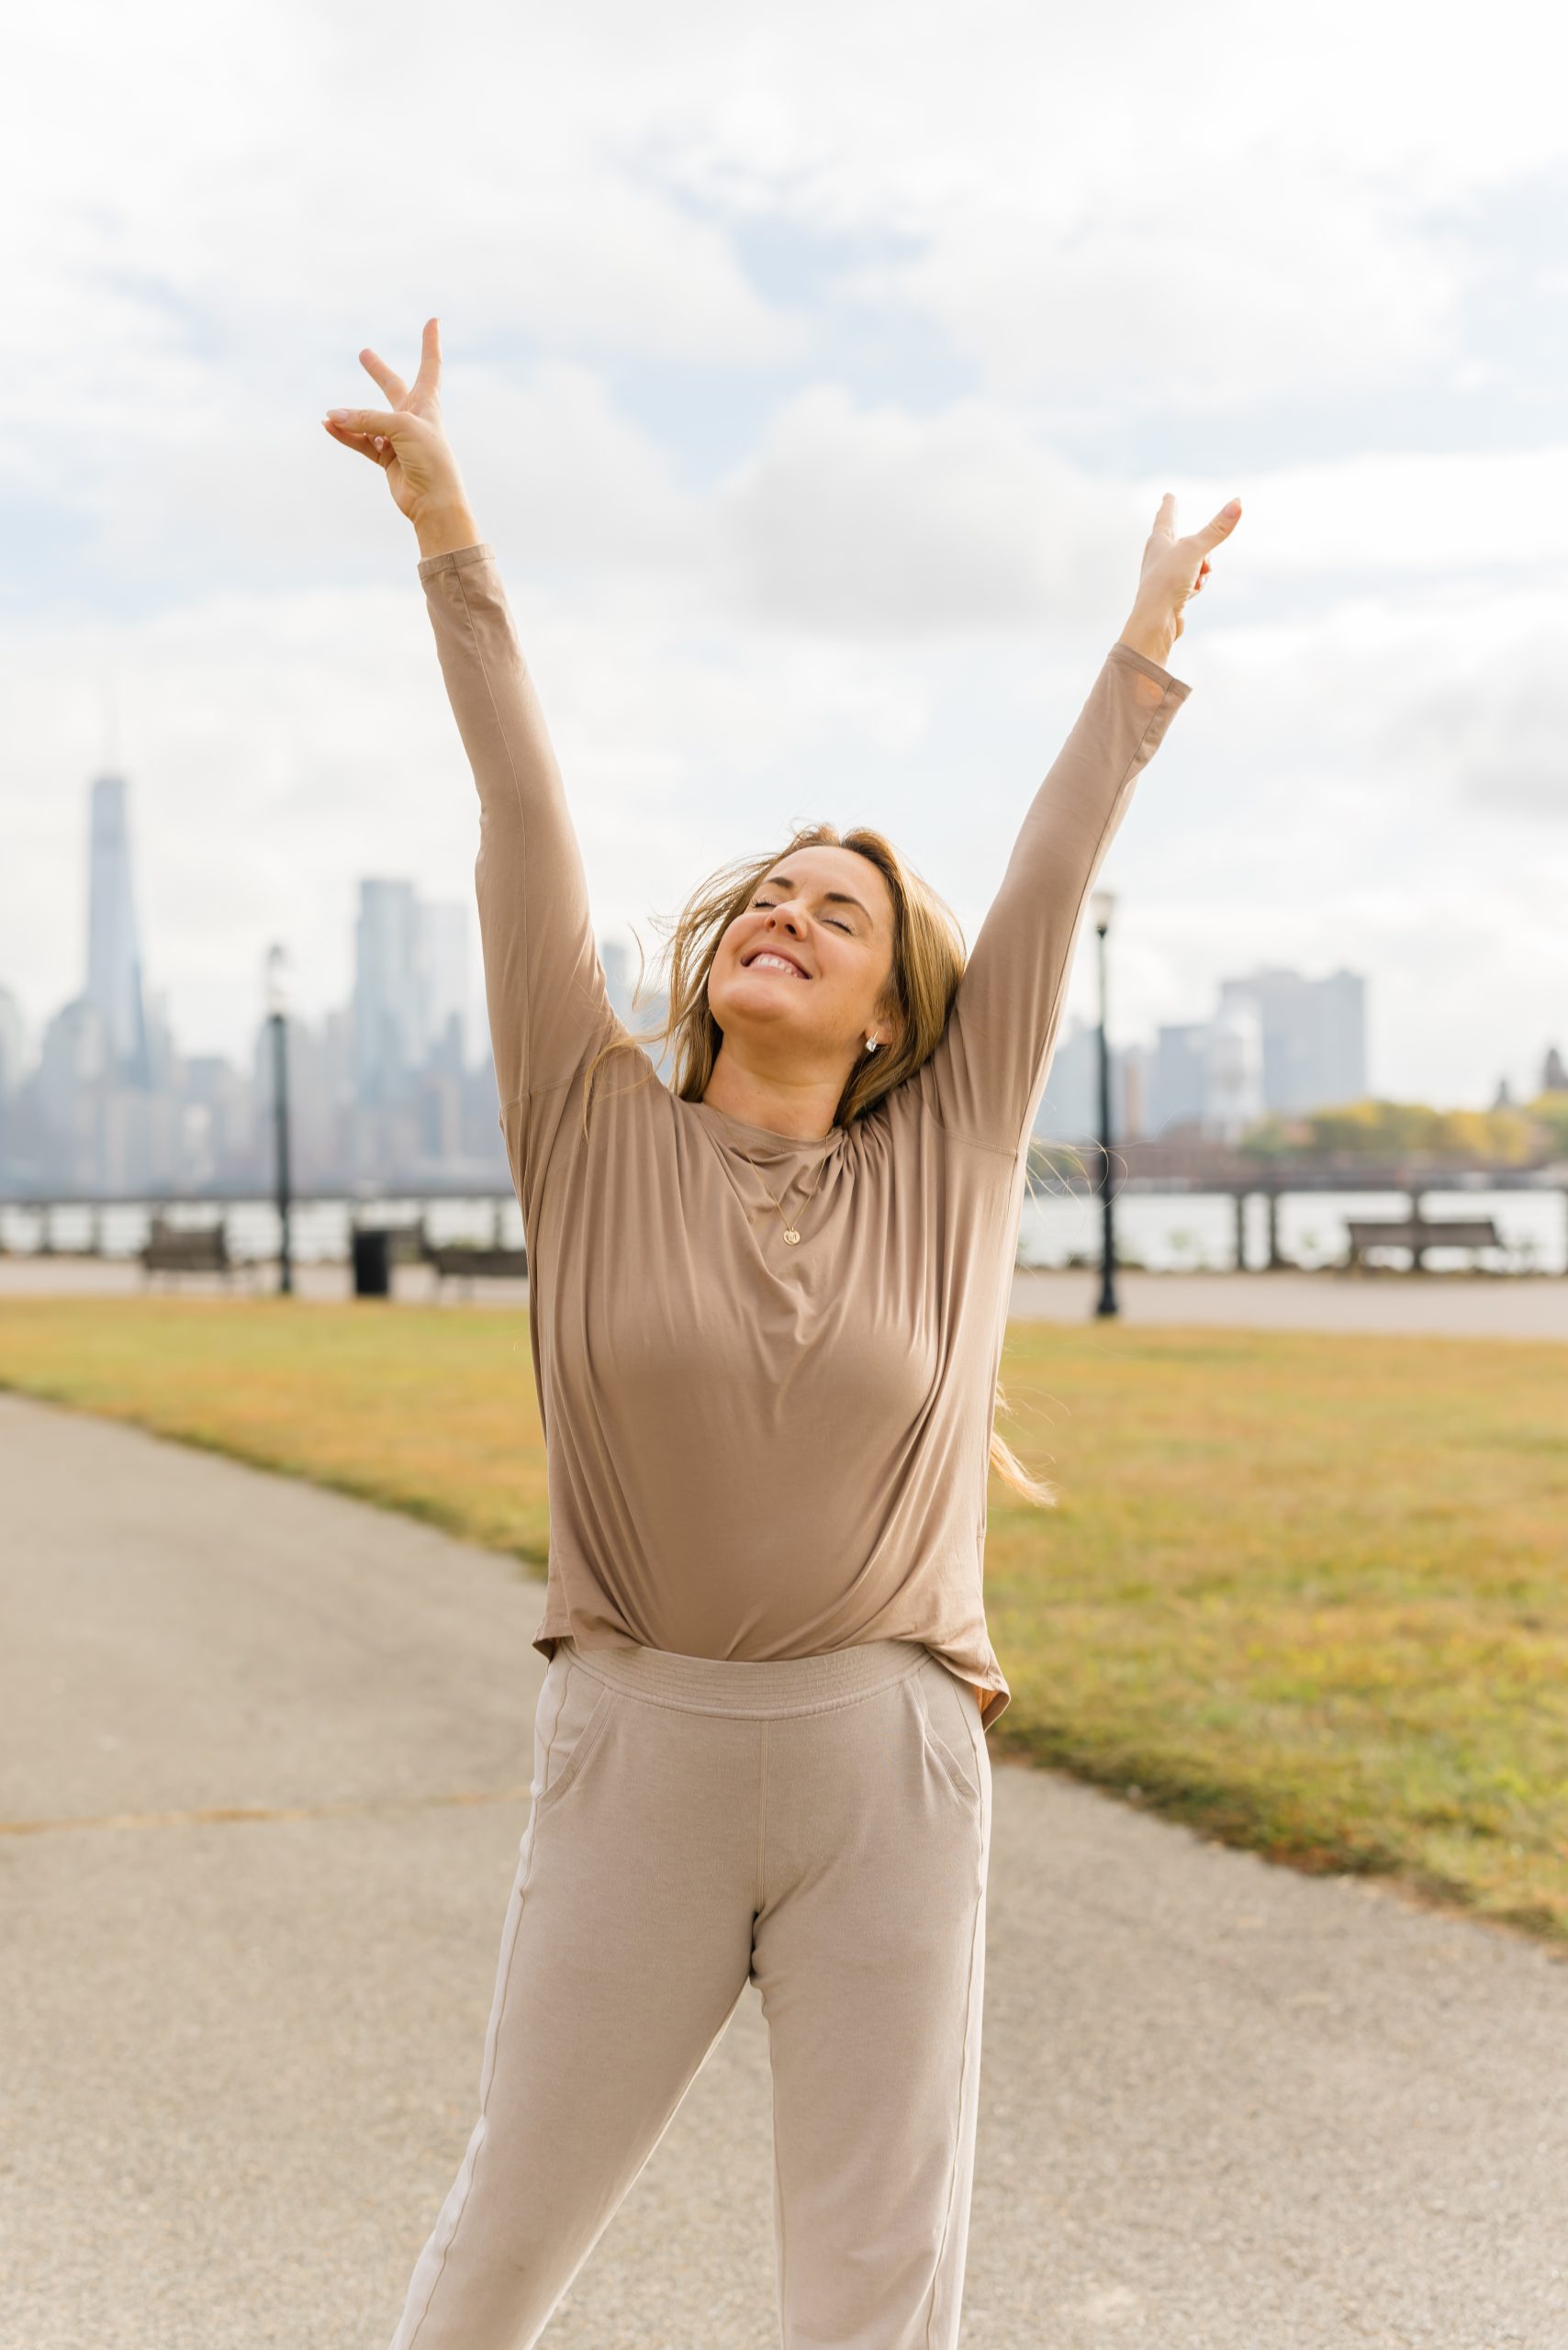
{"left": 581, "top": 821, "right": 1056, "bottom": 1509}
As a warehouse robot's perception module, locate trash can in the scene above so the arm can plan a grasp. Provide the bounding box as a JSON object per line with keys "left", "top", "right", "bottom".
{"left": 352, "top": 1225, "right": 393, "bottom": 1298}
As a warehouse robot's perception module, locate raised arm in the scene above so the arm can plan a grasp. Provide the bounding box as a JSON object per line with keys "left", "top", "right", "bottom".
{"left": 912, "top": 492, "right": 1241, "bottom": 1158}
{"left": 323, "top": 320, "right": 619, "bottom": 1168}
{"left": 913, "top": 643, "right": 1189, "bottom": 1155}
{"left": 417, "top": 541, "right": 617, "bottom": 1114}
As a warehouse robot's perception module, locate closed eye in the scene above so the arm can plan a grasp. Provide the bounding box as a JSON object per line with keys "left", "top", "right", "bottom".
{"left": 753, "top": 896, "right": 853, "bottom": 933}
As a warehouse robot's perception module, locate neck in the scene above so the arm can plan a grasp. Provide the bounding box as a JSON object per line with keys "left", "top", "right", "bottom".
{"left": 700, "top": 1046, "right": 844, "bottom": 1142}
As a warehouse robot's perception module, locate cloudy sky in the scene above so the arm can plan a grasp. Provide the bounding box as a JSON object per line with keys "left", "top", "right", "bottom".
{"left": 3, "top": 0, "right": 1563, "bottom": 1106}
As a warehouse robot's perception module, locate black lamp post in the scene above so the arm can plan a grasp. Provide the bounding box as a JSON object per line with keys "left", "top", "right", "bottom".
{"left": 1091, "top": 887, "right": 1117, "bottom": 1319}
{"left": 264, "top": 943, "right": 294, "bottom": 1297}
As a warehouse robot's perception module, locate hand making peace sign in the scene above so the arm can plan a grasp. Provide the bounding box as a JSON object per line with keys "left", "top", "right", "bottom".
{"left": 321, "top": 317, "right": 471, "bottom": 524}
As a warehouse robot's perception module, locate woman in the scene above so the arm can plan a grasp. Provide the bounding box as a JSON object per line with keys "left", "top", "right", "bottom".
{"left": 324, "top": 319, "right": 1238, "bottom": 2350}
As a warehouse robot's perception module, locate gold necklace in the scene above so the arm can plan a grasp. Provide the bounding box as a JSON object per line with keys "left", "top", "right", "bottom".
{"left": 735, "top": 1143, "right": 832, "bottom": 1245}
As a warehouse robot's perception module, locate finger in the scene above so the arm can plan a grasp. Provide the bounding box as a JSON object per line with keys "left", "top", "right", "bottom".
{"left": 325, "top": 404, "right": 401, "bottom": 435}
{"left": 359, "top": 345, "right": 408, "bottom": 405}
{"left": 323, "top": 404, "right": 403, "bottom": 437}
{"left": 411, "top": 315, "right": 442, "bottom": 400}
{"left": 1189, "top": 497, "right": 1242, "bottom": 555}
{"left": 321, "top": 419, "right": 390, "bottom": 464}
{"left": 1154, "top": 489, "right": 1177, "bottom": 539}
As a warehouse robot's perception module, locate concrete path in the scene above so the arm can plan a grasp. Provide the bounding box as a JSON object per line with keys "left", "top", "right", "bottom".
{"left": 1, "top": 1390, "right": 1564, "bottom": 2350}
{"left": 1010, "top": 1266, "right": 1568, "bottom": 1342}
{"left": 4, "top": 1251, "right": 1567, "bottom": 1340}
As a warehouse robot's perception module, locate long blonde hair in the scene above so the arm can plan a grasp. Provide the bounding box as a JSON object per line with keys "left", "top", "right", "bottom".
{"left": 581, "top": 821, "right": 1056, "bottom": 1508}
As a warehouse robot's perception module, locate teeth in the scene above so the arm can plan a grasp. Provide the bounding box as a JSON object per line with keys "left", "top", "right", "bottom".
{"left": 749, "top": 953, "right": 804, "bottom": 977}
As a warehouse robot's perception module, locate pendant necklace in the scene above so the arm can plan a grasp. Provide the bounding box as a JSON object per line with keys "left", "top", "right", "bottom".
{"left": 734, "top": 1143, "right": 831, "bottom": 1246}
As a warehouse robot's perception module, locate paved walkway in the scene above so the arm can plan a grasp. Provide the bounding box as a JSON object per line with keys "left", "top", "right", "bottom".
{"left": 2, "top": 1391, "right": 1564, "bottom": 2350}
{"left": 1011, "top": 1266, "right": 1568, "bottom": 1341}
{"left": 3, "top": 1252, "right": 1566, "bottom": 1339}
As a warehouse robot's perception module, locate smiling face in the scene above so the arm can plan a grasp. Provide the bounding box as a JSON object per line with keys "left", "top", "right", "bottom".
{"left": 706, "top": 842, "right": 903, "bottom": 1081}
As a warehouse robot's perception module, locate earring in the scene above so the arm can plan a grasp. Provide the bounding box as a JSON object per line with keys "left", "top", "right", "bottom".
{"left": 865, "top": 1035, "right": 879, "bottom": 1054}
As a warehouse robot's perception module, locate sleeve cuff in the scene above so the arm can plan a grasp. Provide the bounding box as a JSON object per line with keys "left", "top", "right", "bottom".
{"left": 417, "top": 541, "right": 496, "bottom": 582}
{"left": 1109, "top": 639, "right": 1191, "bottom": 699}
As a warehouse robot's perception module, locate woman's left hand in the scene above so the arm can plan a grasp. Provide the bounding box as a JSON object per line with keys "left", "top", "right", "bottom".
{"left": 1118, "top": 491, "right": 1242, "bottom": 667}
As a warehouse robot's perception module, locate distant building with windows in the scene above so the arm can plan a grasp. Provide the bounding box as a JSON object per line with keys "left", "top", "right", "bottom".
{"left": 1034, "top": 963, "right": 1370, "bottom": 1146}
{"left": 1030, "top": 1015, "right": 1142, "bottom": 1147}
{"left": 353, "top": 879, "right": 424, "bottom": 1109}
{"left": 84, "top": 774, "right": 151, "bottom": 1088}
{"left": 1146, "top": 1021, "right": 1209, "bottom": 1137}
{"left": 1216, "top": 966, "right": 1366, "bottom": 1119}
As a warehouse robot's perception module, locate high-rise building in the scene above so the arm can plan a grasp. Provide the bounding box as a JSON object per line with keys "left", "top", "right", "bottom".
{"left": 35, "top": 997, "right": 110, "bottom": 1187}
{"left": 353, "top": 882, "right": 474, "bottom": 1105}
{"left": 1144, "top": 969, "right": 1369, "bottom": 1136}
{"left": 1032, "top": 1015, "right": 1097, "bottom": 1139}
{"left": 1122, "top": 1040, "right": 1150, "bottom": 1139}
{"left": 1217, "top": 966, "right": 1366, "bottom": 1114}
{"left": 1029, "top": 1014, "right": 1139, "bottom": 1144}
{"left": 84, "top": 774, "right": 151, "bottom": 1086}
{"left": 417, "top": 900, "right": 468, "bottom": 1070}
{"left": 1148, "top": 1021, "right": 1209, "bottom": 1135}
{"left": 353, "top": 878, "right": 423, "bottom": 1108}
{"left": 0, "top": 985, "right": 24, "bottom": 1103}
{"left": 599, "top": 931, "right": 677, "bottom": 1080}
{"left": 1203, "top": 998, "right": 1266, "bottom": 1142}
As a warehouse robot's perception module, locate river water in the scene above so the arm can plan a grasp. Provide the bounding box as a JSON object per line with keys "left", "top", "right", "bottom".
{"left": 1017, "top": 1180, "right": 1568, "bottom": 1276}
{"left": 5, "top": 1182, "right": 1566, "bottom": 1276}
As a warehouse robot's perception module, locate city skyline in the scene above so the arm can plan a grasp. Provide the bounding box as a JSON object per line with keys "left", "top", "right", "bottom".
{"left": 3, "top": 756, "right": 1560, "bottom": 1127}
{"left": 6, "top": 602, "right": 1562, "bottom": 1115}
{"left": 8, "top": 759, "right": 1561, "bottom": 1202}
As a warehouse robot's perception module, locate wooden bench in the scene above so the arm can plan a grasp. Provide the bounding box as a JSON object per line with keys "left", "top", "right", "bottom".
{"left": 1344, "top": 1215, "right": 1502, "bottom": 1272}
{"left": 141, "top": 1217, "right": 249, "bottom": 1288}
{"left": 409, "top": 1214, "right": 528, "bottom": 1296}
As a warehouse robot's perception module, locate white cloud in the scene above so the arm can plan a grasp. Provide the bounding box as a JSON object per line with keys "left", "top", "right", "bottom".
{"left": 1173, "top": 448, "right": 1568, "bottom": 580}
{"left": 834, "top": 168, "right": 1464, "bottom": 415}
{"left": 710, "top": 385, "right": 1138, "bottom": 636}
{"left": 3, "top": 0, "right": 1566, "bottom": 1112}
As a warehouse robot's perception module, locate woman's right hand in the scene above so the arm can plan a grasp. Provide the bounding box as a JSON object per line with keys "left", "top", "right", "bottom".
{"left": 321, "top": 318, "right": 471, "bottom": 527}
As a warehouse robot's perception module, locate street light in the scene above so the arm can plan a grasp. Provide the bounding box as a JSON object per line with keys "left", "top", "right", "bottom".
{"left": 1090, "top": 887, "right": 1117, "bottom": 1320}
{"left": 264, "top": 942, "right": 294, "bottom": 1297}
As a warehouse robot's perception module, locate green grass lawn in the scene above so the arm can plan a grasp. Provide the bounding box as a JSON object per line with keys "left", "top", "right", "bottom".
{"left": 3, "top": 1294, "right": 1564, "bottom": 1948}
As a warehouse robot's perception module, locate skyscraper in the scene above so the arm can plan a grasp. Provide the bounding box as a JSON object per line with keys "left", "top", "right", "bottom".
{"left": 84, "top": 774, "right": 151, "bottom": 1086}
{"left": 1217, "top": 966, "right": 1367, "bottom": 1114}
{"left": 1148, "top": 1020, "right": 1210, "bottom": 1134}
{"left": 1204, "top": 998, "right": 1266, "bottom": 1141}
{"left": 417, "top": 899, "right": 468, "bottom": 1069}
{"left": 353, "top": 878, "right": 423, "bottom": 1107}
{"left": 1030, "top": 1013, "right": 1123, "bottom": 1143}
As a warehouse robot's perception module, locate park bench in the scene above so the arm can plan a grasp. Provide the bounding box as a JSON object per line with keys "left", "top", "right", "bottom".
{"left": 1343, "top": 1214, "right": 1502, "bottom": 1272}
{"left": 141, "top": 1215, "right": 249, "bottom": 1288}
{"left": 409, "top": 1214, "right": 528, "bottom": 1296}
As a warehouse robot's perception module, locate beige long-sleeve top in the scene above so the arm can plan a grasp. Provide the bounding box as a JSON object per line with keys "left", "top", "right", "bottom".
{"left": 418, "top": 541, "right": 1191, "bottom": 1730}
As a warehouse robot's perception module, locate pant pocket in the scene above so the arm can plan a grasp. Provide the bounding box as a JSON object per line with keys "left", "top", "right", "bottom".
{"left": 532, "top": 1651, "right": 617, "bottom": 1818}
{"left": 913, "top": 1654, "right": 984, "bottom": 1805}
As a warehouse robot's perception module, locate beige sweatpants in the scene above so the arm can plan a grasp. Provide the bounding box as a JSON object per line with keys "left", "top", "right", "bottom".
{"left": 385, "top": 1633, "right": 991, "bottom": 2350}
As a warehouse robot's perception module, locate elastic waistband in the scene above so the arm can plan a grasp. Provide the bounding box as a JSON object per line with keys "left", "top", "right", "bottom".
{"left": 560, "top": 1635, "right": 933, "bottom": 1718}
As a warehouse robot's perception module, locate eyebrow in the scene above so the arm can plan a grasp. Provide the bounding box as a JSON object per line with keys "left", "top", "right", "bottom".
{"left": 758, "top": 871, "right": 874, "bottom": 923}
